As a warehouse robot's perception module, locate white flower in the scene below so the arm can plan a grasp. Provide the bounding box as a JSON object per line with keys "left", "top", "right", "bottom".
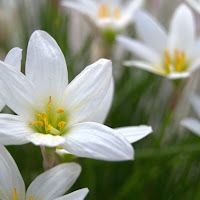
{"left": 0, "top": 144, "right": 89, "bottom": 200}
{"left": 117, "top": 4, "right": 200, "bottom": 79}
{"left": 0, "top": 47, "right": 22, "bottom": 111}
{"left": 61, "top": 0, "right": 143, "bottom": 33}
{"left": 186, "top": 0, "right": 200, "bottom": 14}
{"left": 0, "top": 30, "right": 152, "bottom": 161}
{"left": 181, "top": 94, "right": 200, "bottom": 136}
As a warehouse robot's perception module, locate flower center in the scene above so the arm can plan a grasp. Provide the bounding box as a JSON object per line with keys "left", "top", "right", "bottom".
{"left": 29, "top": 96, "right": 67, "bottom": 136}
{"left": 14, "top": 188, "right": 33, "bottom": 200}
{"left": 98, "top": 4, "right": 121, "bottom": 20}
{"left": 164, "top": 49, "right": 186, "bottom": 74}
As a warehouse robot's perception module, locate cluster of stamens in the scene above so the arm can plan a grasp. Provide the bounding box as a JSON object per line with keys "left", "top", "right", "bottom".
{"left": 14, "top": 187, "right": 33, "bottom": 200}
{"left": 164, "top": 49, "right": 186, "bottom": 74}
{"left": 98, "top": 4, "right": 121, "bottom": 20}
{"left": 29, "top": 96, "right": 66, "bottom": 135}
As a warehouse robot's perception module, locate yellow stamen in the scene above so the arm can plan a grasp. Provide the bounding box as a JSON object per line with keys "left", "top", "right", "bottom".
{"left": 14, "top": 188, "right": 17, "bottom": 200}
{"left": 36, "top": 114, "right": 44, "bottom": 121}
{"left": 174, "top": 49, "right": 185, "bottom": 72}
{"left": 98, "top": 4, "right": 109, "bottom": 18}
{"left": 164, "top": 49, "right": 171, "bottom": 73}
{"left": 47, "top": 96, "right": 51, "bottom": 113}
{"left": 58, "top": 121, "right": 66, "bottom": 129}
{"left": 57, "top": 145, "right": 63, "bottom": 149}
{"left": 57, "top": 108, "right": 64, "bottom": 113}
{"left": 29, "top": 121, "right": 43, "bottom": 126}
{"left": 42, "top": 112, "right": 48, "bottom": 126}
{"left": 29, "top": 196, "right": 33, "bottom": 200}
{"left": 114, "top": 8, "right": 121, "bottom": 19}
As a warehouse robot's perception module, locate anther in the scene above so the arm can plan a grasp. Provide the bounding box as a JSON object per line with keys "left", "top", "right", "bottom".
{"left": 98, "top": 4, "right": 109, "bottom": 18}
{"left": 114, "top": 8, "right": 121, "bottom": 20}
{"left": 47, "top": 96, "right": 51, "bottom": 113}
{"left": 29, "top": 121, "right": 43, "bottom": 126}
{"left": 57, "top": 108, "right": 64, "bottom": 113}
{"left": 36, "top": 114, "right": 44, "bottom": 121}
{"left": 14, "top": 187, "right": 17, "bottom": 200}
{"left": 164, "top": 49, "right": 171, "bottom": 73}
{"left": 42, "top": 112, "right": 48, "bottom": 126}
{"left": 58, "top": 121, "right": 66, "bottom": 129}
{"left": 29, "top": 196, "right": 33, "bottom": 200}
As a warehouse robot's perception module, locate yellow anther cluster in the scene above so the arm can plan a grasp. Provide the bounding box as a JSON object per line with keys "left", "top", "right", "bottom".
{"left": 98, "top": 4, "right": 121, "bottom": 20}
{"left": 164, "top": 49, "right": 186, "bottom": 73}
{"left": 14, "top": 188, "right": 17, "bottom": 200}
{"left": 29, "top": 196, "right": 33, "bottom": 200}
{"left": 29, "top": 96, "right": 67, "bottom": 134}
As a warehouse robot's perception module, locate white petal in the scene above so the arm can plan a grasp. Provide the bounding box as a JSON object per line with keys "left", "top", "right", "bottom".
{"left": 25, "top": 30, "right": 68, "bottom": 100}
{"left": 168, "top": 4, "right": 195, "bottom": 53}
{"left": 0, "top": 114, "right": 33, "bottom": 145}
{"left": 186, "top": 0, "right": 200, "bottom": 13}
{"left": 27, "top": 133, "right": 66, "bottom": 147}
{"left": 115, "top": 125, "right": 152, "bottom": 143}
{"left": 123, "top": 0, "right": 144, "bottom": 14}
{"left": 124, "top": 60, "right": 166, "bottom": 76}
{"left": 181, "top": 118, "right": 200, "bottom": 136}
{"left": 190, "top": 94, "right": 200, "bottom": 118}
{"left": 62, "top": 122, "right": 134, "bottom": 161}
{"left": 167, "top": 72, "right": 190, "bottom": 79}
{"left": 4, "top": 47, "right": 22, "bottom": 72}
{"left": 135, "top": 11, "right": 167, "bottom": 52}
{"left": 86, "top": 77, "right": 114, "bottom": 123}
{"left": 53, "top": 188, "right": 89, "bottom": 200}
{"left": 0, "top": 61, "right": 40, "bottom": 121}
{"left": 26, "top": 163, "right": 81, "bottom": 200}
{"left": 63, "top": 59, "right": 112, "bottom": 125}
{"left": 117, "top": 36, "right": 160, "bottom": 63}
{"left": 189, "top": 58, "right": 200, "bottom": 72}
{"left": 61, "top": 0, "right": 96, "bottom": 18}
{"left": 0, "top": 145, "right": 25, "bottom": 200}
{"left": 0, "top": 98, "right": 5, "bottom": 112}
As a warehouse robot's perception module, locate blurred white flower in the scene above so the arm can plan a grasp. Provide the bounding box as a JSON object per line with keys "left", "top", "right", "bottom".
{"left": 0, "top": 144, "right": 88, "bottom": 200}
{"left": 61, "top": 0, "right": 143, "bottom": 33}
{"left": 117, "top": 4, "right": 200, "bottom": 79}
{"left": 181, "top": 94, "right": 200, "bottom": 136}
{"left": 0, "top": 47, "right": 22, "bottom": 111}
{"left": 0, "top": 30, "right": 152, "bottom": 161}
{"left": 186, "top": 0, "right": 200, "bottom": 13}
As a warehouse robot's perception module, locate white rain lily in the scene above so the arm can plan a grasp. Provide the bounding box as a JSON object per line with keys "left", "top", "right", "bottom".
{"left": 181, "top": 94, "right": 200, "bottom": 136}
{"left": 0, "top": 144, "right": 89, "bottom": 200}
{"left": 61, "top": 0, "right": 143, "bottom": 33}
{"left": 186, "top": 0, "right": 200, "bottom": 13}
{"left": 117, "top": 4, "right": 200, "bottom": 79}
{"left": 0, "top": 30, "right": 152, "bottom": 161}
{"left": 0, "top": 47, "right": 22, "bottom": 111}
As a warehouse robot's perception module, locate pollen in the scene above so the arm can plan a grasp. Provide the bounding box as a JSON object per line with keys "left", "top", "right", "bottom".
{"left": 36, "top": 114, "right": 43, "bottom": 121}
{"left": 29, "top": 121, "right": 43, "bottom": 126}
{"left": 57, "top": 108, "right": 64, "bottom": 113}
{"left": 164, "top": 49, "right": 186, "bottom": 73}
{"left": 164, "top": 49, "right": 171, "bottom": 73}
{"left": 98, "top": 4, "right": 109, "bottom": 18}
{"left": 47, "top": 96, "right": 51, "bottom": 113}
{"left": 14, "top": 188, "right": 17, "bottom": 200}
{"left": 58, "top": 121, "right": 66, "bottom": 129}
{"left": 114, "top": 8, "right": 121, "bottom": 20}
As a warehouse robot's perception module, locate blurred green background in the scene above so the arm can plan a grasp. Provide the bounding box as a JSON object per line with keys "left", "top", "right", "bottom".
{"left": 1, "top": 0, "right": 200, "bottom": 199}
